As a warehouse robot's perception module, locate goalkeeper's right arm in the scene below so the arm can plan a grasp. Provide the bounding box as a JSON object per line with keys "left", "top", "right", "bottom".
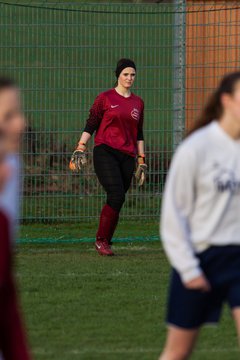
{"left": 69, "top": 132, "right": 91, "bottom": 172}
{"left": 70, "top": 93, "right": 104, "bottom": 172}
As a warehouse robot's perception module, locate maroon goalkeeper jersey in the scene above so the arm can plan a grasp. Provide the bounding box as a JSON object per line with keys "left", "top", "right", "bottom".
{"left": 84, "top": 89, "right": 144, "bottom": 157}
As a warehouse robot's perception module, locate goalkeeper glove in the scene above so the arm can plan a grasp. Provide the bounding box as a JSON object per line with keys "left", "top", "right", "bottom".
{"left": 69, "top": 142, "right": 87, "bottom": 173}
{"left": 135, "top": 155, "right": 147, "bottom": 186}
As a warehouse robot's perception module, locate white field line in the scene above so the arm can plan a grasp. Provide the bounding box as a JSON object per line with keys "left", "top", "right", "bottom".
{"left": 18, "top": 246, "right": 160, "bottom": 253}
{"left": 17, "top": 271, "right": 134, "bottom": 277}
{"left": 34, "top": 348, "right": 158, "bottom": 355}
{"left": 33, "top": 347, "right": 240, "bottom": 355}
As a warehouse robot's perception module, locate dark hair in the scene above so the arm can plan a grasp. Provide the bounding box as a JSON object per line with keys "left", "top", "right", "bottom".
{"left": 0, "top": 129, "right": 6, "bottom": 148}
{"left": 115, "top": 58, "right": 136, "bottom": 79}
{"left": 0, "top": 129, "right": 6, "bottom": 164}
{"left": 188, "top": 71, "right": 240, "bottom": 136}
{"left": 0, "top": 76, "right": 17, "bottom": 92}
{"left": 0, "top": 77, "right": 17, "bottom": 145}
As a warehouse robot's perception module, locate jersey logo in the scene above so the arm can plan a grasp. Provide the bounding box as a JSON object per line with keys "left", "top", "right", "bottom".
{"left": 111, "top": 105, "right": 119, "bottom": 108}
{"left": 213, "top": 163, "right": 240, "bottom": 193}
{"left": 131, "top": 108, "right": 140, "bottom": 121}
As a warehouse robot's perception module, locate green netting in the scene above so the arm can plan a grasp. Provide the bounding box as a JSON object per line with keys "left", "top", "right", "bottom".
{"left": 0, "top": 1, "right": 179, "bottom": 225}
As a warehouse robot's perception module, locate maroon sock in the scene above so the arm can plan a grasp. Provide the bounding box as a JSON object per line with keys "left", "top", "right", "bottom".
{"left": 96, "top": 204, "right": 119, "bottom": 243}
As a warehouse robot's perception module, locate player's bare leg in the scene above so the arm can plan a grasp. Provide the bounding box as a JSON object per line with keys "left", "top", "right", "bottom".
{"left": 159, "top": 325, "right": 199, "bottom": 360}
{"left": 232, "top": 307, "right": 240, "bottom": 346}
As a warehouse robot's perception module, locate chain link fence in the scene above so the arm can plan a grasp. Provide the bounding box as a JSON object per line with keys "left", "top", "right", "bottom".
{"left": 0, "top": 1, "right": 177, "bottom": 223}
{"left": 1, "top": 1, "right": 239, "bottom": 226}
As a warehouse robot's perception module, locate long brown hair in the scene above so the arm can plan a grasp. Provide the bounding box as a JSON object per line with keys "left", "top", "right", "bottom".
{"left": 187, "top": 71, "right": 240, "bottom": 136}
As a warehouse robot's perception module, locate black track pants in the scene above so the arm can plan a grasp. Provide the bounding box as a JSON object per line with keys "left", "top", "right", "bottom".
{"left": 93, "top": 144, "right": 135, "bottom": 212}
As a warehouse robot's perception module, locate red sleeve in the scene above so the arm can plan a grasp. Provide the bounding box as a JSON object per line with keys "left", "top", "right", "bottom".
{"left": 0, "top": 211, "right": 31, "bottom": 359}
{"left": 137, "top": 100, "right": 144, "bottom": 141}
{"left": 1, "top": 274, "right": 32, "bottom": 360}
{"left": 84, "top": 93, "right": 105, "bottom": 135}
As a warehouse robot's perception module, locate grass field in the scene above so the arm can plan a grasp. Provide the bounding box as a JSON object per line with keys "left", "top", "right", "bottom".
{"left": 19, "top": 221, "right": 159, "bottom": 243}
{"left": 17, "top": 224, "right": 240, "bottom": 360}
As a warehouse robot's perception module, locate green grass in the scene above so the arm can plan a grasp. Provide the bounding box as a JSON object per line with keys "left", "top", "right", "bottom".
{"left": 19, "top": 220, "right": 159, "bottom": 242}
{"left": 16, "top": 235, "right": 240, "bottom": 359}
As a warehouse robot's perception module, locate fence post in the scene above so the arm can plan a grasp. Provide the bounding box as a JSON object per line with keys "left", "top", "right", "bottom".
{"left": 173, "top": 0, "right": 186, "bottom": 151}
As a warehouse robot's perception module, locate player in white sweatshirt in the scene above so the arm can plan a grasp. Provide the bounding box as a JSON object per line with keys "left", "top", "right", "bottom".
{"left": 160, "top": 72, "right": 240, "bottom": 360}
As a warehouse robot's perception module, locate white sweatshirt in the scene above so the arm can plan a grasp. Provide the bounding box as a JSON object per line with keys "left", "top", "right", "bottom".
{"left": 161, "top": 121, "right": 240, "bottom": 283}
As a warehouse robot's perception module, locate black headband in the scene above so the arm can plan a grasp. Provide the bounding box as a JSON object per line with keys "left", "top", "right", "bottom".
{"left": 115, "top": 60, "right": 136, "bottom": 78}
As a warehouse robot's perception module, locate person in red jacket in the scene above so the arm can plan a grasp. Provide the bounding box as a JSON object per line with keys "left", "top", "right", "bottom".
{"left": 70, "top": 59, "right": 147, "bottom": 256}
{"left": 0, "top": 211, "right": 31, "bottom": 360}
{"left": 0, "top": 78, "right": 31, "bottom": 360}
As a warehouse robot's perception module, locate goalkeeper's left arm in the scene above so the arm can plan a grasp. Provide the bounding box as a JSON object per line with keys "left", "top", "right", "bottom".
{"left": 135, "top": 140, "right": 147, "bottom": 186}
{"left": 134, "top": 103, "right": 147, "bottom": 186}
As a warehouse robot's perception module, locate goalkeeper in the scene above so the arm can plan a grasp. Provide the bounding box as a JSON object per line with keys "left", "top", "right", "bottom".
{"left": 70, "top": 58, "right": 147, "bottom": 256}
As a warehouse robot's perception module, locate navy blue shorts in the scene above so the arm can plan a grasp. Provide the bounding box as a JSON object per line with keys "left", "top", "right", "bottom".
{"left": 167, "top": 245, "right": 240, "bottom": 329}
